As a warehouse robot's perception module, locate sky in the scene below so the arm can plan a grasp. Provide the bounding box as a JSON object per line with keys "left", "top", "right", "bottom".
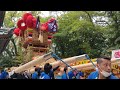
{"left": 25, "top": 11, "right": 50, "bottom": 17}
{"left": 41, "top": 11, "right": 50, "bottom": 17}
{"left": 40, "top": 11, "right": 64, "bottom": 17}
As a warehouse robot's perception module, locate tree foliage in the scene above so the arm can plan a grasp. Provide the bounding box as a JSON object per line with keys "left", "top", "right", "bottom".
{"left": 53, "top": 11, "right": 111, "bottom": 58}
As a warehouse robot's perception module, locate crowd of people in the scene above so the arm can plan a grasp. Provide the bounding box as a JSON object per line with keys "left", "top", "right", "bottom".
{"left": 0, "top": 56, "right": 119, "bottom": 79}
{"left": 0, "top": 63, "right": 85, "bottom": 79}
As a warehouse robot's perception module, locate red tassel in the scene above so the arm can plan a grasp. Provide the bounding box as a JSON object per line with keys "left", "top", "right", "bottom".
{"left": 13, "top": 28, "right": 22, "bottom": 36}
{"left": 22, "top": 13, "right": 32, "bottom": 23}
{"left": 17, "top": 19, "right": 27, "bottom": 31}
{"left": 26, "top": 15, "right": 34, "bottom": 28}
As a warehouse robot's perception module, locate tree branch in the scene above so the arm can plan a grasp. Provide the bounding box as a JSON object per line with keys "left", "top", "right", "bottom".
{"left": 84, "top": 11, "right": 95, "bottom": 27}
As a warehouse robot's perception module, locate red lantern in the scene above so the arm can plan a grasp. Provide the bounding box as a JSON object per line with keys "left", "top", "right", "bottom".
{"left": 13, "top": 28, "right": 21, "bottom": 36}
{"left": 22, "top": 13, "right": 32, "bottom": 23}
{"left": 26, "top": 15, "right": 34, "bottom": 28}
{"left": 17, "top": 19, "right": 27, "bottom": 31}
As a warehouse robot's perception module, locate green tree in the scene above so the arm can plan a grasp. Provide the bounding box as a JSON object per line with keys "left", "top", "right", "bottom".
{"left": 53, "top": 11, "right": 107, "bottom": 58}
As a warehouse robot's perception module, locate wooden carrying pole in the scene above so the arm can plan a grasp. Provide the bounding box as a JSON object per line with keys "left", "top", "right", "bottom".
{"left": 29, "top": 54, "right": 87, "bottom": 73}
{"left": 14, "top": 52, "right": 52, "bottom": 73}
{"left": 51, "top": 54, "right": 86, "bottom": 68}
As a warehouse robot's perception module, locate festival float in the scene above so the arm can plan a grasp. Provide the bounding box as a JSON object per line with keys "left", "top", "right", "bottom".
{"left": 13, "top": 12, "right": 58, "bottom": 72}
{"left": 12, "top": 12, "right": 88, "bottom": 74}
